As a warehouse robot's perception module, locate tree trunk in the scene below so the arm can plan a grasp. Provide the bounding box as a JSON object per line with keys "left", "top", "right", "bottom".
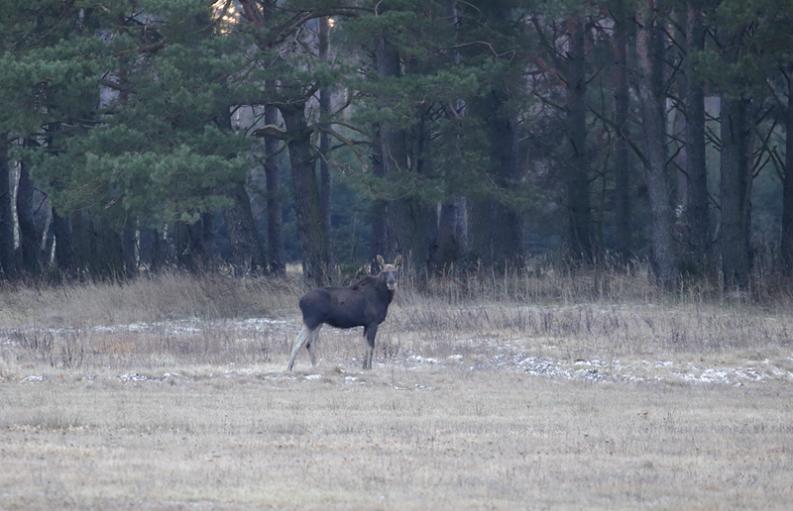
{"left": 174, "top": 217, "right": 211, "bottom": 273}
{"left": 431, "top": 1, "right": 469, "bottom": 273}
{"left": 370, "top": 123, "right": 387, "bottom": 272}
{"left": 471, "top": 127, "right": 521, "bottom": 266}
{"left": 70, "top": 211, "right": 124, "bottom": 281}
{"left": 783, "top": 74, "right": 793, "bottom": 275}
{"left": 225, "top": 182, "right": 267, "bottom": 275}
{"left": 476, "top": 95, "right": 522, "bottom": 267}
{"left": 433, "top": 197, "right": 468, "bottom": 272}
{"left": 636, "top": 0, "right": 678, "bottom": 288}
{"left": 719, "top": 96, "right": 753, "bottom": 290}
{"left": 374, "top": 36, "right": 431, "bottom": 273}
{"left": 89, "top": 218, "right": 125, "bottom": 280}
{"left": 40, "top": 218, "right": 54, "bottom": 270}
{"left": 564, "top": 16, "right": 593, "bottom": 262}
{"left": 264, "top": 101, "right": 285, "bottom": 276}
{"left": 16, "top": 157, "right": 41, "bottom": 276}
{"left": 138, "top": 226, "right": 163, "bottom": 273}
{"left": 280, "top": 103, "right": 329, "bottom": 285}
{"left": 121, "top": 216, "right": 138, "bottom": 278}
{"left": 248, "top": 149, "right": 269, "bottom": 271}
{"left": 0, "top": 135, "right": 17, "bottom": 280}
{"left": 318, "top": 16, "right": 332, "bottom": 268}
{"left": 52, "top": 210, "right": 74, "bottom": 277}
{"left": 613, "top": 1, "right": 632, "bottom": 263}
{"left": 70, "top": 210, "right": 89, "bottom": 277}
{"left": 388, "top": 106, "right": 437, "bottom": 277}
{"left": 685, "top": 2, "right": 710, "bottom": 275}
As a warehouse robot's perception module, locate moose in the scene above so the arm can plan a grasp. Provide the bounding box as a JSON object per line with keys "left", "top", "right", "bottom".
{"left": 287, "top": 255, "right": 402, "bottom": 371}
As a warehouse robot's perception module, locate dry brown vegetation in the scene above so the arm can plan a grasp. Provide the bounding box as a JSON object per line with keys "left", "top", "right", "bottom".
{"left": 1, "top": 271, "right": 792, "bottom": 509}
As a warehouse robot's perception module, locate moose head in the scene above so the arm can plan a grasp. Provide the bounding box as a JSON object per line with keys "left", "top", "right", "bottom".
{"left": 375, "top": 255, "right": 402, "bottom": 291}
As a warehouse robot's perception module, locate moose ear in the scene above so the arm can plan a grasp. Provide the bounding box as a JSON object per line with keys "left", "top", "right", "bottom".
{"left": 393, "top": 255, "right": 403, "bottom": 267}
{"left": 376, "top": 255, "right": 385, "bottom": 266}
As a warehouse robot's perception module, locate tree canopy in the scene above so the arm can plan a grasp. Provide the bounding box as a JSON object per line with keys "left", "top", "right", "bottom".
{"left": 2, "top": 0, "right": 793, "bottom": 290}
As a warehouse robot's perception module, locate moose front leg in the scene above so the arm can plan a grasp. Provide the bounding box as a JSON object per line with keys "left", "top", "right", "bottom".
{"left": 362, "top": 325, "right": 378, "bottom": 370}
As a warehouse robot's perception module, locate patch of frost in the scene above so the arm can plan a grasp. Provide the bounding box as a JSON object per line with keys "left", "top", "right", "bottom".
{"left": 408, "top": 355, "right": 439, "bottom": 365}
{"left": 119, "top": 372, "right": 148, "bottom": 382}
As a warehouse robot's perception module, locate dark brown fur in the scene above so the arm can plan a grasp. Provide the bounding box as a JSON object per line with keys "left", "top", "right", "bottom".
{"left": 287, "top": 256, "right": 401, "bottom": 370}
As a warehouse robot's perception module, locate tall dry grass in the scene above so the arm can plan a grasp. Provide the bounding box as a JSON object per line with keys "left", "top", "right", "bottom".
{"left": 0, "top": 271, "right": 305, "bottom": 329}
{"left": 1, "top": 261, "right": 791, "bottom": 331}
{"left": 1, "top": 266, "right": 791, "bottom": 379}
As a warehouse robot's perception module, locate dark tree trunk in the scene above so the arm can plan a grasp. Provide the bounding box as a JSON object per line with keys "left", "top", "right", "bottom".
{"left": 472, "top": 93, "right": 522, "bottom": 267}
{"left": 389, "top": 106, "right": 437, "bottom": 276}
{"left": 16, "top": 157, "right": 41, "bottom": 276}
{"left": 374, "top": 36, "right": 430, "bottom": 272}
{"left": 318, "top": 16, "right": 332, "bottom": 267}
{"left": 70, "top": 210, "right": 89, "bottom": 277}
{"left": 637, "top": 0, "right": 678, "bottom": 288}
{"left": 121, "top": 216, "right": 138, "bottom": 278}
{"left": 34, "top": 189, "right": 52, "bottom": 268}
{"left": 433, "top": 198, "right": 468, "bottom": 272}
{"left": 280, "top": 103, "right": 329, "bottom": 285}
{"left": 783, "top": 74, "right": 793, "bottom": 275}
{"left": 225, "top": 182, "right": 267, "bottom": 275}
{"left": 90, "top": 218, "right": 125, "bottom": 280}
{"left": 370, "top": 123, "right": 387, "bottom": 272}
{"left": 685, "top": 2, "right": 710, "bottom": 275}
{"left": 248, "top": 148, "right": 269, "bottom": 271}
{"left": 0, "top": 135, "right": 17, "bottom": 280}
{"left": 613, "top": 1, "right": 632, "bottom": 263}
{"left": 432, "top": 1, "right": 469, "bottom": 273}
{"left": 214, "top": 107, "right": 265, "bottom": 276}
{"left": 496, "top": 117, "right": 522, "bottom": 265}
{"left": 564, "top": 16, "right": 593, "bottom": 262}
{"left": 40, "top": 218, "right": 54, "bottom": 269}
{"left": 70, "top": 212, "right": 125, "bottom": 281}
{"left": 52, "top": 209, "right": 74, "bottom": 277}
{"left": 719, "top": 96, "right": 754, "bottom": 290}
{"left": 174, "top": 217, "right": 211, "bottom": 273}
{"left": 264, "top": 101, "right": 285, "bottom": 276}
{"left": 138, "top": 227, "right": 163, "bottom": 273}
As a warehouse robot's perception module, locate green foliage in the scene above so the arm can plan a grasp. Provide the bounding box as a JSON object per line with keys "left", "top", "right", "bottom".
{"left": 3, "top": 0, "right": 793, "bottom": 275}
{"left": 5, "top": 1, "right": 260, "bottom": 229}
{"left": 339, "top": 0, "right": 536, "bottom": 213}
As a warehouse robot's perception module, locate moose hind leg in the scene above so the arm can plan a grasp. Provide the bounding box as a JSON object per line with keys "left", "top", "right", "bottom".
{"left": 362, "top": 325, "right": 378, "bottom": 370}
{"left": 306, "top": 325, "right": 322, "bottom": 367}
{"left": 287, "top": 326, "right": 310, "bottom": 371}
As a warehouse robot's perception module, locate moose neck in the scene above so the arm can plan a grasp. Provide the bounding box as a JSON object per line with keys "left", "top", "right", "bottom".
{"left": 373, "top": 278, "right": 395, "bottom": 305}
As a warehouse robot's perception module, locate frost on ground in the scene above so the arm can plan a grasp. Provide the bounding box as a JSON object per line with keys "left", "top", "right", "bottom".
{"left": 510, "top": 353, "right": 793, "bottom": 385}
{"left": 407, "top": 345, "right": 793, "bottom": 385}
{"left": 1, "top": 316, "right": 289, "bottom": 339}
{"left": 3, "top": 314, "right": 793, "bottom": 387}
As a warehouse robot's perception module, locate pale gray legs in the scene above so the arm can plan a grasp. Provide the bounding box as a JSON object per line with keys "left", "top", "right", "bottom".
{"left": 306, "top": 325, "right": 322, "bottom": 366}
{"left": 287, "top": 325, "right": 322, "bottom": 371}
{"left": 362, "top": 325, "right": 377, "bottom": 370}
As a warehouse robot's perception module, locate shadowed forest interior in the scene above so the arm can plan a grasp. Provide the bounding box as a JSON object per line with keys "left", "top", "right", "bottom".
{"left": 2, "top": 0, "right": 793, "bottom": 295}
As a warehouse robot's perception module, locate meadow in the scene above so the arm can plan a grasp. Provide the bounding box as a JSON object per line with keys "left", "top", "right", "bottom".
{"left": 1, "top": 270, "right": 792, "bottom": 509}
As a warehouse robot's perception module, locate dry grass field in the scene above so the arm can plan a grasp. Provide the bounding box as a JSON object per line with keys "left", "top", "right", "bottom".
{"left": 1, "top": 271, "right": 792, "bottom": 509}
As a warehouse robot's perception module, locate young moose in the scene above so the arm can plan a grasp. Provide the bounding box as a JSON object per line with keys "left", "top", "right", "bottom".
{"left": 287, "top": 255, "right": 402, "bottom": 371}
